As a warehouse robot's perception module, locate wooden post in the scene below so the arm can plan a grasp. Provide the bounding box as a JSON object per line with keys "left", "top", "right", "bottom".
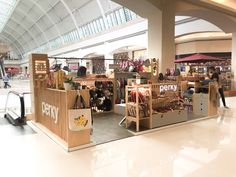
{"left": 29, "top": 53, "right": 49, "bottom": 121}
{"left": 151, "top": 58, "right": 159, "bottom": 83}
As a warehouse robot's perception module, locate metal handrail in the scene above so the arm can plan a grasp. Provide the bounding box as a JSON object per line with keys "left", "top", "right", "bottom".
{"left": 5, "top": 91, "right": 25, "bottom": 119}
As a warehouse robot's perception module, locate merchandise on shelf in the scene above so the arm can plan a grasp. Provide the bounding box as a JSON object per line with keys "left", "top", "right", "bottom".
{"left": 74, "top": 77, "right": 115, "bottom": 113}
{"left": 125, "top": 84, "right": 152, "bottom": 132}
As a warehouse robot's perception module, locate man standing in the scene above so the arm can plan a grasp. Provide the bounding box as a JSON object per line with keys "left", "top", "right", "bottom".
{"left": 209, "top": 66, "right": 229, "bottom": 108}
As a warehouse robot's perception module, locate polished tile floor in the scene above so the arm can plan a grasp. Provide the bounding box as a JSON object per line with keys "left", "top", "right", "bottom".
{"left": 1, "top": 80, "right": 236, "bottom": 177}
{"left": 92, "top": 113, "right": 133, "bottom": 144}
{"left": 0, "top": 98, "right": 235, "bottom": 177}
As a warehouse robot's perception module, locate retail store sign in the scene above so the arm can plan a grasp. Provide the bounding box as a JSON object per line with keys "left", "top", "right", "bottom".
{"left": 42, "top": 102, "right": 59, "bottom": 124}
{"left": 160, "top": 84, "right": 177, "bottom": 92}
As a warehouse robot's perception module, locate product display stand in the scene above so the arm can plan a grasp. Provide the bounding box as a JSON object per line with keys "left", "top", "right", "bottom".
{"left": 114, "top": 72, "right": 151, "bottom": 103}
{"left": 125, "top": 84, "right": 152, "bottom": 131}
{"left": 74, "top": 77, "right": 116, "bottom": 113}
{"left": 151, "top": 82, "right": 188, "bottom": 128}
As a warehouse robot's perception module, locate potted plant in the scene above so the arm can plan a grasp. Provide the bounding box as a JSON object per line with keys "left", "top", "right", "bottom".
{"left": 64, "top": 77, "right": 73, "bottom": 90}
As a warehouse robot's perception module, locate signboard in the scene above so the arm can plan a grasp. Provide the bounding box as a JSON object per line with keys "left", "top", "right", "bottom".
{"left": 42, "top": 102, "right": 59, "bottom": 124}
{"left": 35, "top": 60, "right": 47, "bottom": 74}
{"left": 160, "top": 84, "right": 177, "bottom": 92}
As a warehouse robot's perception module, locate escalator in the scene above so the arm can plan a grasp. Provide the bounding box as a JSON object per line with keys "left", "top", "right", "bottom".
{"left": 4, "top": 91, "right": 29, "bottom": 126}
{"left": 0, "top": 58, "right": 6, "bottom": 78}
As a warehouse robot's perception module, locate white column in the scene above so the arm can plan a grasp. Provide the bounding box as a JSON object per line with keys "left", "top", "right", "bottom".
{"left": 148, "top": 0, "right": 175, "bottom": 73}
{"left": 232, "top": 33, "right": 236, "bottom": 90}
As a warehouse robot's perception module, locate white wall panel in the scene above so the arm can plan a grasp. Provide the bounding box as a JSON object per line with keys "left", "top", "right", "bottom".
{"left": 175, "top": 19, "right": 221, "bottom": 37}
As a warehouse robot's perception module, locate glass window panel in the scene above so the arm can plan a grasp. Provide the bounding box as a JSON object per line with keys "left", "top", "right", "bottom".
{"left": 115, "top": 11, "right": 122, "bottom": 24}
{"left": 118, "top": 8, "right": 126, "bottom": 23}
{"left": 87, "top": 24, "right": 93, "bottom": 35}
{"left": 74, "top": 31, "right": 77, "bottom": 40}
{"left": 95, "top": 20, "right": 102, "bottom": 32}
{"left": 99, "top": 18, "right": 105, "bottom": 30}
{"left": 110, "top": 13, "right": 118, "bottom": 26}
{"left": 74, "top": 30, "right": 79, "bottom": 39}
{"left": 84, "top": 26, "right": 88, "bottom": 36}
{"left": 106, "top": 15, "right": 113, "bottom": 28}
{"left": 93, "top": 21, "right": 98, "bottom": 33}
{"left": 130, "top": 11, "right": 138, "bottom": 19}
{"left": 70, "top": 32, "right": 73, "bottom": 41}
{"left": 124, "top": 8, "right": 132, "bottom": 21}
{"left": 85, "top": 25, "right": 91, "bottom": 35}
{"left": 78, "top": 27, "right": 84, "bottom": 38}
{"left": 71, "top": 31, "right": 75, "bottom": 41}
{"left": 87, "top": 23, "right": 92, "bottom": 34}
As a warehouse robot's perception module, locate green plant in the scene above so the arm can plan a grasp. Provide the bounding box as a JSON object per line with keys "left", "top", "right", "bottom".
{"left": 64, "top": 77, "right": 73, "bottom": 84}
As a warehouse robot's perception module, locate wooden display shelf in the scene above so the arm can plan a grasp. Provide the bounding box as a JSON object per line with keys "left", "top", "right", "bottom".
{"left": 74, "top": 77, "right": 116, "bottom": 114}
{"left": 125, "top": 84, "right": 152, "bottom": 132}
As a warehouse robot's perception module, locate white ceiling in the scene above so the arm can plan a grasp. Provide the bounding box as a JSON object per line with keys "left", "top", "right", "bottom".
{"left": 0, "top": 0, "right": 233, "bottom": 59}
{"left": 0, "top": 0, "right": 121, "bottom": 58}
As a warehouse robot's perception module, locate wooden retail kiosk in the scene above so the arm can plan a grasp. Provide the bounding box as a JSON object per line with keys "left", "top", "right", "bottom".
{"left": 125, "top": 82, "right": 188, "bottom": 132}
{"left": 125, "top": 59, "right": 218, "bottom": 131}
{"left": 29, "top": 54, "right": 91, "bottom": 151}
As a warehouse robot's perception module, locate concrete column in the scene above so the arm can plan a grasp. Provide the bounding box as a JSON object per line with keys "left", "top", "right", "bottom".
{"left": 231, "top": 33, "right": 236, "bottom": 90}
{"left": 148, "top": 0, "right": 175, "bottom": 73}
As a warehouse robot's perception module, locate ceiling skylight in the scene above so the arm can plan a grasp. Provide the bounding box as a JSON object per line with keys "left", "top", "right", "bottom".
{"left": 0, "top": 0, "right": 18, "bottom": 32}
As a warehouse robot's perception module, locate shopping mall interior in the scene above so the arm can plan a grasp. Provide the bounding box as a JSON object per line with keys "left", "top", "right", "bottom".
{"left": 1, "top": 0, "right": 236, "bottom": 176}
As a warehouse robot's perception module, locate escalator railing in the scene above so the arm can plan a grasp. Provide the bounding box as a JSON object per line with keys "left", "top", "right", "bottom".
{"left": 0, "top": 58, "right": 6, "bottom": 78}
{"left": 4, "top": 91, "right": 29, "bottom": 125}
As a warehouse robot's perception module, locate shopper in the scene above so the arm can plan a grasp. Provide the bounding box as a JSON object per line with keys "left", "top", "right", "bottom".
{"left": 3, "top": 75, "right": 11, "bottom": 89}
{"left": 209, "top": 66, "right": 229, "bottom": 108}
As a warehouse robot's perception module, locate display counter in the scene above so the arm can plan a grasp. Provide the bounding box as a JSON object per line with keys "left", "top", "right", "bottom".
{"left": 29, "top": 54, "right": 92, "bottom": 151}
{"left": 192, "top": 83, "right": 218, "bottom": 116}
{"left": 33, "top": 88, "right": 91, "bottom": 149}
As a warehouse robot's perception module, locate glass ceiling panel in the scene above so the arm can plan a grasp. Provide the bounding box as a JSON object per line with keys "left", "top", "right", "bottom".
{"left": 0, "top": 0, "right": 18, "bottom": 32}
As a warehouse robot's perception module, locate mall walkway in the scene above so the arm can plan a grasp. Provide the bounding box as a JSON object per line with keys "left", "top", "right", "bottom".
{"left": 0, "top": 81, "right": 236, "bottom": 177}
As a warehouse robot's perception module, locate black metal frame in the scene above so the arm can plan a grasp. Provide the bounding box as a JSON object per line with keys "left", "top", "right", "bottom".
{"left": 4, "top": 91, "right": 27, "bottom": 126}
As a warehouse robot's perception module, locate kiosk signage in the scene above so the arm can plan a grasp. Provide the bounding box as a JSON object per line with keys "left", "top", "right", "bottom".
{"left": 160, "top": 84, "right": 177, "bottom": 92}
{"left": 42, "top": 102, "right": 59, "bottom": 124}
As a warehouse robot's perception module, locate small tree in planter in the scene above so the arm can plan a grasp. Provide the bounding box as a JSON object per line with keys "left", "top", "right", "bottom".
{"left": 64, "top": 77, "right": 73, "bottom": 90}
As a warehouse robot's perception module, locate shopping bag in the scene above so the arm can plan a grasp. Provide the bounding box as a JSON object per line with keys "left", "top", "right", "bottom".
{"left": 68, "top": 108, "right": 92, "bottom": 131}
